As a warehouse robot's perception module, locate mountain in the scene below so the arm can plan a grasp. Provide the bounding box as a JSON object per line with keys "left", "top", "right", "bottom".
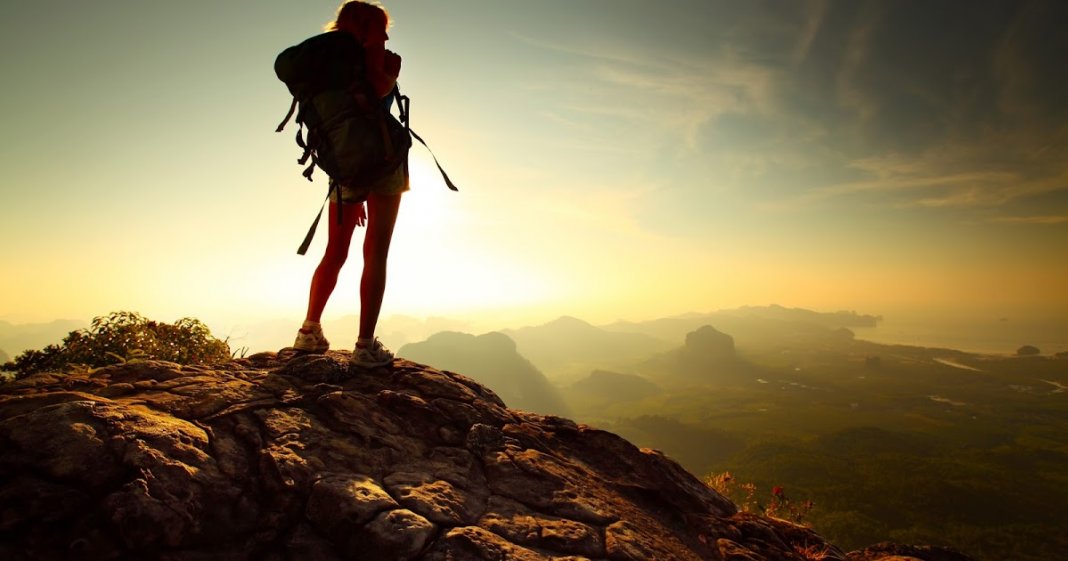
{"left": 0, "top": 349, "right": 9, "bottom": 365}
{"left": 570, "top": 369, "right": 661, "bottom": 403}
{"left": 604, "top": 305, "right": 878, "bottom": 349}
{"left": 399, "top": 331, "right": 570, "bottom": 416}
{"left": 502, "top": 316, "right": 673, "bottom": 380}
{"left": 726, "top": 305, "right": 881, "bottom": 328}
{"left": 0, "top": 351, "right": 976, "bottom": 561}
{"left": 638, "top": 325, "right": 764, "bottom": 387}
{"left": 0, "top": 319, "right": 86, "bottom": 357}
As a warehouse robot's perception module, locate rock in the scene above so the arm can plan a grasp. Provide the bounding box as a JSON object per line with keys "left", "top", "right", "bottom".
{"left": 351, "top": 508, "right": 436, "bottom": 560}
{"left": 306, "top": 473, "right": 398, "bottom": 535}
{"left": 0, "top": 351, "right": 977, "bottom": 561}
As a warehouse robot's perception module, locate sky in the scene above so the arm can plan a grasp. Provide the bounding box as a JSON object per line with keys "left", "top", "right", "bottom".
{"left": 1, "top": 0, "right": 1066, "bottom": 348}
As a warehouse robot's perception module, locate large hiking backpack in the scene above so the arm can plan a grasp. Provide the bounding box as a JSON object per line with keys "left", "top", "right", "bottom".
{"left": 274, "top": 31, "right": 457, "bottom": 254}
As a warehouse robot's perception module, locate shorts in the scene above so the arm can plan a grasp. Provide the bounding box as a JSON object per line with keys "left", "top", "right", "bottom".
{"left": 330, "top": 162, "right": 410, "bottom": 204}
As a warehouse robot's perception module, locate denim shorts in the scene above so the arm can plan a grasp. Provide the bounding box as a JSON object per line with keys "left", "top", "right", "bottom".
{"left": 330, "top": 162, "right": 410, "bottom": 204}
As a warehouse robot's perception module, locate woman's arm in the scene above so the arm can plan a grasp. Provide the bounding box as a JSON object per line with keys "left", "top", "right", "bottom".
{"left": 364, "top": 44, "right": 401, "bottom": 98}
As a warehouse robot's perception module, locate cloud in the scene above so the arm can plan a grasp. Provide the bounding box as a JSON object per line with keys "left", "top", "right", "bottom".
{"left": 512, "top": 29, "right": 776, "bottom": 154}
{"left": 986, "top": 215, "right": 1068, "bottom": 225}
{"left": 791, "top": 0, "right": 828, "bottom": 66}
{"left": 792, "top": 145, "right": 1068, "bottom": 210}
{"left": 510, "top": 1, "right": 1068, "bottom": 223}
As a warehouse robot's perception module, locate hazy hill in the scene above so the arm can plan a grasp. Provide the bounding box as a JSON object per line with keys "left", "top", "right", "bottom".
{"left": 0, "top": 319, "right": 86, "bottom": 357}
{"left": 637, "top": 325, "right": 764, "bottom": 387}
{"left": 0, "top": 349, "right": 9, "bottom": 365}
{"left": 570, "top": 369, "right": 661, "bottom": 403}
{"left": 726, "top": 305, "right": 880, "bottom": 328}
{"left": 502, "top": 315, "right": 672, "bottom": 381}
{"left": 604, "top": 304, "right": 878, "bottom": 348}
{"left": 398, "top": 331, "right": 570, "bottom": 416}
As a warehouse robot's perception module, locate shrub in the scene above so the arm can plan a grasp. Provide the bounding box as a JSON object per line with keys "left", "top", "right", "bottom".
{"left": 2, "top": 311, "right": 231, "bottom": 379}
{"left": 706, "top": 471, "right": 814, "bottom": 524}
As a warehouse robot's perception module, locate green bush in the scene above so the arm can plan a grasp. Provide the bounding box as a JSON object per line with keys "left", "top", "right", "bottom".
{"left": 2, "top": 311, "right": 231, "bottom": 378}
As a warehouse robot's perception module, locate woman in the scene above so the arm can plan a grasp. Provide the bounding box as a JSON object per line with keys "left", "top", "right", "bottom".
{"left": 293, "top": 0, "right": 405, "bottom": 367}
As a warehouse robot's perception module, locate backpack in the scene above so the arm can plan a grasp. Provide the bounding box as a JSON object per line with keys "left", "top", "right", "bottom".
{"left": 274, "top": 31, "right": 458, "bottom": 254}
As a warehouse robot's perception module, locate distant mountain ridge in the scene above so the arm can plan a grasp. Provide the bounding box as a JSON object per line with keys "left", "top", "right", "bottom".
{"left": 398, "top": 331, "right": 570, "bottom": 417}
{"left": 502, "top": 315, "right": 672, "bottom": 380}
{"left": 603, "top": 305, "right": 872, "bottom": 350}
{"left": 0, "top": 319, "right": 86, "bottom": 357}
{"left": 570, "top": 370, "right": 661, "bottom": 403}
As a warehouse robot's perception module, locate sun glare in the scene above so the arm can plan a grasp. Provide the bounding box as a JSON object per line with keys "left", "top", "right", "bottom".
{"left": 396, "top": 155, "right": 456, "bottom": 234}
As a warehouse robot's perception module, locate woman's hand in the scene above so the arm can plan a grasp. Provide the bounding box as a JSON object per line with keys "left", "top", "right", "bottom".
{"left": 383, "top": 49, "right": 401, "bottom": 79}
{"left": 355, "top": 202, "right": 367, "bottom": 227}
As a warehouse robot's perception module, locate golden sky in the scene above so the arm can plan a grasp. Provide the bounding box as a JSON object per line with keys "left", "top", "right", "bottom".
{"left": 1, "top": 0, "right": 1066, "bottom": 338}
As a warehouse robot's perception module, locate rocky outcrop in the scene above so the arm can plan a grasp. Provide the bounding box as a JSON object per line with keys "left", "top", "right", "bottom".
{"left": 0, "top": 351, "right": 975, "bottom": 561}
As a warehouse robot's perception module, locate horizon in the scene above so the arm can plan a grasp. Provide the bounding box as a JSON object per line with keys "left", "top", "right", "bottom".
{"left": 2, "top": 303, "right": 1066, "bottom": 360}
{"left": 2, "top": 1, "right": 1066, "bottom": 349}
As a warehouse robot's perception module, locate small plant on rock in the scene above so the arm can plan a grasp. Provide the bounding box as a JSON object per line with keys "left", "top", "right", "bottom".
{"left": 706, "top": 472, "right": 814, "bottom": 525}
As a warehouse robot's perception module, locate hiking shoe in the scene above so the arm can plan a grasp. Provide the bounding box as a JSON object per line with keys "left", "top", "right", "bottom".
{"left": 293, "top": 326, "right": 329, "bottom": 353}
{"left": 351, "top": 338, "right": 394, "bottom": 367}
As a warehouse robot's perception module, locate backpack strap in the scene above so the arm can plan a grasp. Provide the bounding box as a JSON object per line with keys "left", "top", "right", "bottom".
{"left": 297, "top": 181, "right": 339, "bottom": 255}
{"left": 275, "top": 97, "right": 298, "bottom": 132}
{"left": 394, "top": 86, "right": 459, "bottom": 192}
{"left": 277, "top": 97, "right": 318, "bottom": 181}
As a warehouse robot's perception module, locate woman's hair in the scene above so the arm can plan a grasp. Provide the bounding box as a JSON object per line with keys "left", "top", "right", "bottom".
{"left": 325, "top": 1, "right": 391, "bottom": 39}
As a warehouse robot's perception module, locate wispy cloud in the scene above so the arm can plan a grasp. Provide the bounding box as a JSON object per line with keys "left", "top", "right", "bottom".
{"left": 791, "top": 0, "right": 828, "bottom": 66}
{"left": 986, "top": 215, "right": 1068, "bottom": 225}
{"left": 512, "top": 31, "right": 776, "bottom": 154}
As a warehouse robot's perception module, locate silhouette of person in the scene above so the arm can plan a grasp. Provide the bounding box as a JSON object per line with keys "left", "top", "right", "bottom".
{"left": 293, "top": 1, "right": 405, "bottom": 367}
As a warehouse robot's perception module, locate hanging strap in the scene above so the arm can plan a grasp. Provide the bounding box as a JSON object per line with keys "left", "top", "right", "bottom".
{"left": 297, "top": 182, "right": 338, "bottom": 255}
{"left": 394, "top": 86, "right": 459, "bottom": 192}
{"left": 275, "top": 97, "right": 298, "bottom": 133}
{"left": 408, "top": 127, "right": 459, "bottom": 192}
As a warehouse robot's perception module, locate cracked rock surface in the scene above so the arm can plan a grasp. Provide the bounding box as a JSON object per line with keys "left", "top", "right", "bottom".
{"left": 0, "top": 351, "right": 975, "bottom": 561}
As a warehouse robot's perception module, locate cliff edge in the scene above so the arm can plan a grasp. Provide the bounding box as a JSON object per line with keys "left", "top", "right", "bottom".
{"left": 0, "top": 351, "right": 975, "bottom": 561}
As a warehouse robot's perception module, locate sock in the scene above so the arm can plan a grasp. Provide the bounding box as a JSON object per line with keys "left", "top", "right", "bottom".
{"left": 301, "top": 320, "right": 321, "bottom": 332}
{"left": 357, "top": 337, "right": 374, "bottom": 349}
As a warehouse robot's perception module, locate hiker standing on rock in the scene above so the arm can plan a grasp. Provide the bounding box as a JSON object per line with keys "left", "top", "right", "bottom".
{"left": 292, "top": 0, "right": 406, "bottom": 366}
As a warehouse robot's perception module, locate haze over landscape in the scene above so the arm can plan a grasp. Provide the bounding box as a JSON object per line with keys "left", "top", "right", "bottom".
{"left": 2, "top": 3, "right": 1067, "bottom": 560}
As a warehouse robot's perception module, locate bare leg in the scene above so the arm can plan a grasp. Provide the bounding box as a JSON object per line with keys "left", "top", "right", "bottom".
{"left": 358, "top": 191, "right": 402, "bottom": 339}
{"left": 305, "top": 201, "right": 361, "bottom": 323}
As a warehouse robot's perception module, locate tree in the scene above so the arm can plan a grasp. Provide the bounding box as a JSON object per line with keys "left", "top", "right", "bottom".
{"left": 2, "top": 311, "right": 231, "bottom": 379}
